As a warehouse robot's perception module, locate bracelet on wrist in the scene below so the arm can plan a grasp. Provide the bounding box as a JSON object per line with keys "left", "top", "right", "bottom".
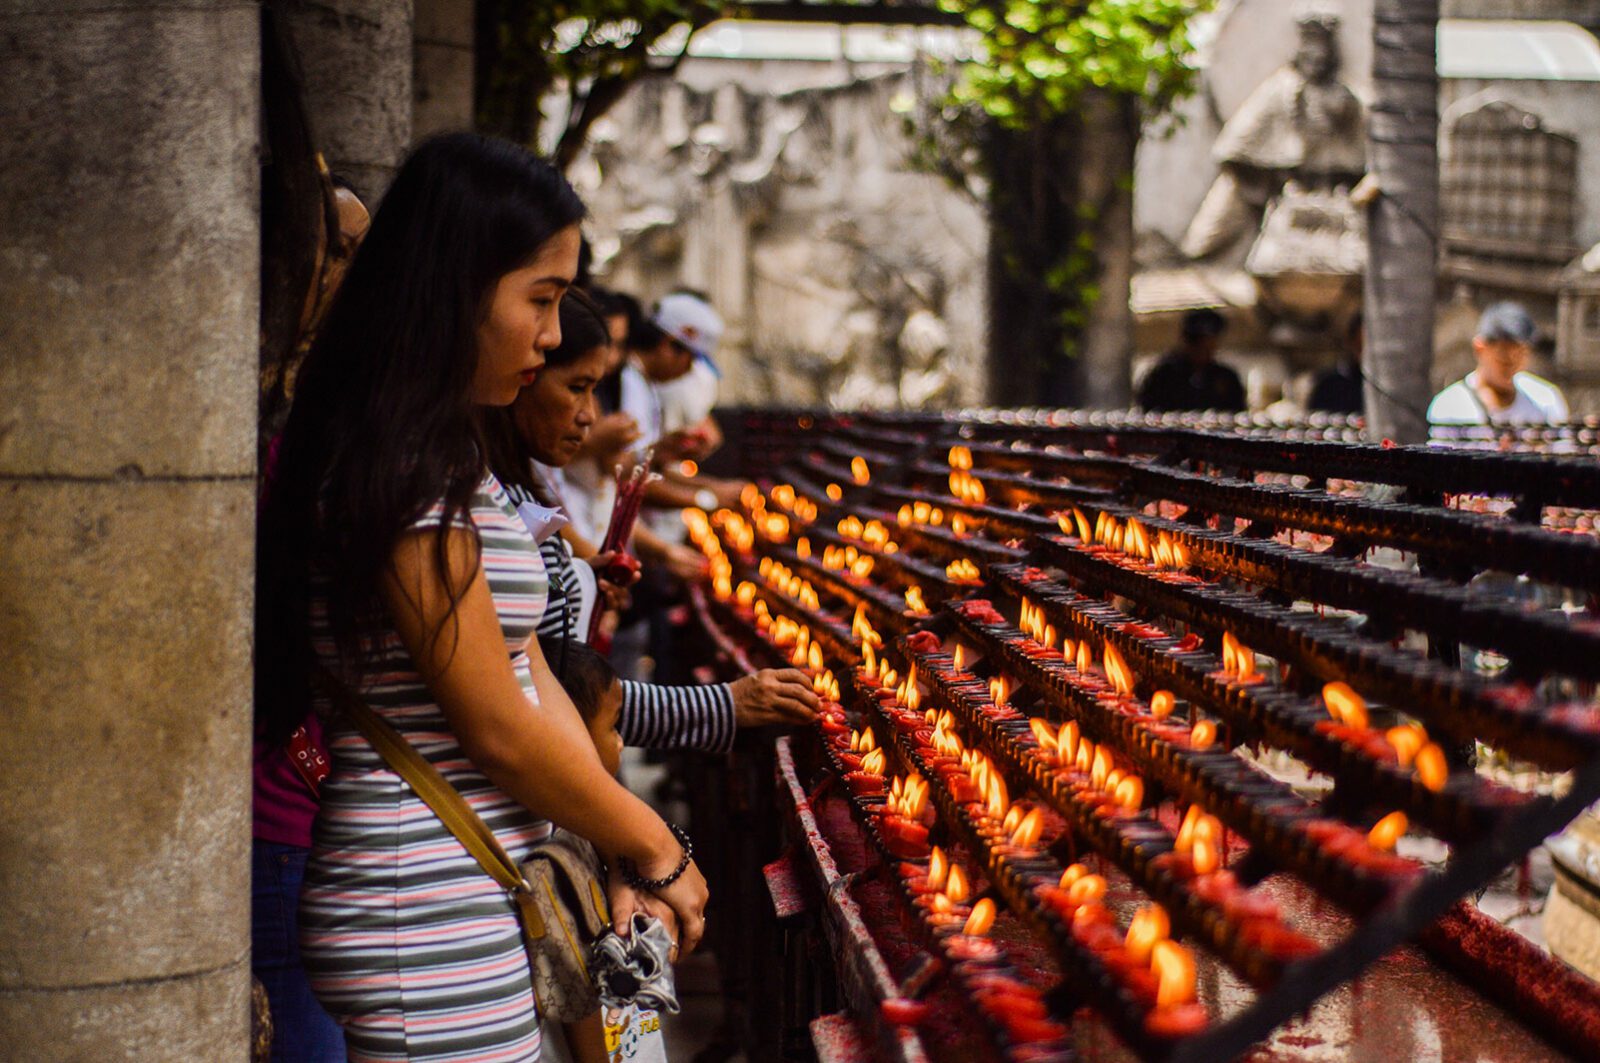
{"left": 620, "top": 822, "right": 693, "bottom": 891}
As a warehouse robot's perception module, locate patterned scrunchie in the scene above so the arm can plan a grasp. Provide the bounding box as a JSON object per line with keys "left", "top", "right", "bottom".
{"left": 590, "top": 913, "right": 681, "bottom": 1014}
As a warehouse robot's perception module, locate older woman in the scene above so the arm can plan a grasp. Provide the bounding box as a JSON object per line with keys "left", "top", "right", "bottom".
{"left": 483, "top": 291, "right": 819, "bottom": 757}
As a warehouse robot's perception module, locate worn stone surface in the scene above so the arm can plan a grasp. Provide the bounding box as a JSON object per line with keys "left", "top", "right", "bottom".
{"left": 0, "top": 4, "right": 257, "bottom": 1059}
{"left": 413, "top": 0, "right": 474, "bottom": 140}
{"left": 0, "top": 480, "right": 254, "bottom": 988}
{"left": 0, "top": 960, "right": 250, "bottom": 1063}
{"left": 0, "top": 5, "right": 259, "bottom": 480}
{"left": 582, "top": 63, "right": 988, "bottom": 409}
{"left": 286, "top": 0, "right": 415, "bottom": 202}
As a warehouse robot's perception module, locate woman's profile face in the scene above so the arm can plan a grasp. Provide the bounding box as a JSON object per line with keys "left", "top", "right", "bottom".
{"left": 511, "top": 344, "right": 610, "bottom": 467}
{"left": 472, "top": 224, "right": 582, "bottom": 406}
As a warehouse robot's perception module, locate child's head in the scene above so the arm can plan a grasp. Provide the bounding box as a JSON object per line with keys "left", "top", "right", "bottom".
{"left": 555, "top": 639, "right": 624, "bottom": 775}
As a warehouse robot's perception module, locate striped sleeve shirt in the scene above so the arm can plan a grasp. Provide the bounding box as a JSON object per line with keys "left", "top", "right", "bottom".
{"left": 529, "top": 506, "right": 737, "bottom": 754}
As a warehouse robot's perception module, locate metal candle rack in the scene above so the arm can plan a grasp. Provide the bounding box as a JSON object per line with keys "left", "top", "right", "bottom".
{"left": 692, "top": 410, "right": 1600, "bottom": 1061}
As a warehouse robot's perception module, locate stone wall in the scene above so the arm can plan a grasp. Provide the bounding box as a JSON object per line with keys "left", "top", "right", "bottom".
{"left": 0, "top": 3, "right": 260, "bottom": 1057}
{"left": 576, "top": 59, "right": 989, "bottom": 409}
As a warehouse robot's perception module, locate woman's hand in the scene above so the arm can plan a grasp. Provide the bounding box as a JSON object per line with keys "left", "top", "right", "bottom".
{"left": 606, "top": 869, "right": 679, "bottom": 945}
{"left": 636, "top": 854, "right": 708, "bottom": 957}
{"left": 591, "top": 550, "right": 642, "bottom": 589}
{"left": 585, "top": 412, "right": 641, "bottom": 462}
{"left": 663, "top": 543, "right": 709, "bottom": 583}
{"left": 730, "top": 669, "right": 820, "bottom": 729}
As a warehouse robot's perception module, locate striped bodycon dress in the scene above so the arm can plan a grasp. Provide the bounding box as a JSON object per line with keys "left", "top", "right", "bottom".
{"left": 300, "top": 473, "right": 551, "bottom": 1062}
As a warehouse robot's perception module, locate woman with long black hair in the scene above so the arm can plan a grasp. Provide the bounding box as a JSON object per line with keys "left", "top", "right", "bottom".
{"left": 256, "top": 133, "right": 707, "bottom": 1063}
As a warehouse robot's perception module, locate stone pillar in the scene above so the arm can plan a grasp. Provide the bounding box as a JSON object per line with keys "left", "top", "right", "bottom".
{"left": 0, "top": 5, "right": 259, "bottom": 1060}
{"left": 286, "top": 0, "right": 415, "bottom": 202}
{"left": 414, "top": 0, "right": 475, "bottom": 139}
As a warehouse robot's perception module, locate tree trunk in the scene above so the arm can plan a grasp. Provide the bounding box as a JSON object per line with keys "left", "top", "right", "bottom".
{"left": 984, "top": 111, "right": 1083, "bottom": 407}
{"left": 1364, "top": 0, "right": 1438, "bottom": 444}
{"left": 1078, "top": 91, "right": 1139, "bottom": 409}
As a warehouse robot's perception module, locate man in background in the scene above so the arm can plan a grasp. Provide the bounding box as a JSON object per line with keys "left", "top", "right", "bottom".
{"left": 1137, "top": 308, "right": 1247, "bottom": 413}
{"left": 1428, "top": 302, "right": 1567, "bottom": 429}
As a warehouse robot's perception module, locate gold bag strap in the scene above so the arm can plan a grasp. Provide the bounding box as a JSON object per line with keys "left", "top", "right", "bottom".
{"left": 316, "top": 673, "right": 547, "bottom": 936}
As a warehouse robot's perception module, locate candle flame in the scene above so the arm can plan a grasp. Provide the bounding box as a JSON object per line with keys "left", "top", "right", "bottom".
{"left": 860, "top": 748, "right": 886, "bottom": 776}
{"left": 953, "top": 643, "right": 967, "bottom": 671}
{"left": 989, "top": 675, "right": 1011, "bottom": 708}
{"left": 1175, "top": 804, "right": 1203, "bottom": 853}
{"left": 984, "top": 772, "right": 1009, "bottom": 819}
{"left": 851, "top": 456, "right": 871, "bottom": 485}
{"left": 951, "top": 514, "right": 969, "bottom": 536}
{"left": 1323, "top": 682, "right": 1369, "bottom": 730}
{"left": 1191, "top": 837, "right": 1221, "bottom": 875}
{"left": 1368, "top": 810, "right": 1408, "bottom": 851}
{"left": 1126, "top": 905, "right": 1171, "bottom": 965}
{"left": 1103, "top": 644, "right": 1135, "bottom": 697}
{"left": 946, "top": 558, "right": 981, "bottom": 582}
{"left": 1221, "top": 632, "right": 1258, "bottom": 681}
{"left": 826, "top": 482, "right": 843, "bottom": 501}
{"left": 1076, "top": 639, "right": 1094, "bottom": 675}
{"left": 1029, "top": 718, "right": 1058, "bottom": 752}
{"left": 1066, "top": 874, "right": 1107, "bottom": 906}
{"left": 1415, "top": 742, "right": 1448, "bottom": 792}
{"left": 945, "top": 863, "right": 971, "bottom": 904}
{"left": 1152, "top": 940, "right": 1198, "bottom": 1007}
{"left": 1090, "top": 746, "right": 1113, "bottom": 791}
{"left": 927, "top": 847, "right": 949, "bottom": 891}
{"left": 1057, "top": 720, "right": 1080, "bottom": 764}
{"left": 905, "top": 585, "right": 930, "bottom": 616}
{"left": 1059, "top": 863, "right": 1087, "bottom": 889}
{"left": 948, "top": 444, "right": 973, "bottom": 470}
{"left": 1386, "top": 724, "right": 1426, "bottom": 767}
{"left": 1190, "top": 720, "right": 1217, "bottom": 750}
{"left": 963, "top": 898, "right": 996, "bottom": 936}
{"left": 1114, "top": 775, "right": 1145, "bottom": 810}
{"left": 1150, "top": 690, "right": 1176, "bottom": 719}
{"left": 807, "top": 642, "right": 823, "bottom": 674}
{"left": 1011, "top": 807, "right": 1045, "bottom": 848}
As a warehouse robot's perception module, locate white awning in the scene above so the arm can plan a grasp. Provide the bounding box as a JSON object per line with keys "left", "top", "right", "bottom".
{"left": 1440, "top": 20, "right": 1600, "bottom": 82}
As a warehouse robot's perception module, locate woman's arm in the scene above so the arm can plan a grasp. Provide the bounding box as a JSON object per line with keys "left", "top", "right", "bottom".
{"left": 617, "top": 668, "right": 820, "bottom": 753}
{"left": 380, "top": 527, "right": 707, "bottom": 949}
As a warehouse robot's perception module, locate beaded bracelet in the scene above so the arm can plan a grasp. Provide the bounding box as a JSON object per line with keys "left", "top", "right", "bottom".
{"left": 620, "top": 822, "right": 694, "bottom": 890}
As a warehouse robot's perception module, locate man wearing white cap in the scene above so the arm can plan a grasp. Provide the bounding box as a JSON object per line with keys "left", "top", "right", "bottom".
{"left": 640, "top": 291, "right": 724, "bottom": 451}
{"left": 635, "top": 291, "right": 744, "bottom": 520}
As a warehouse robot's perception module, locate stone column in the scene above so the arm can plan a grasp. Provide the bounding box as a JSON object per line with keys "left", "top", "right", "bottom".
{"left": 414, "top": 0, "right": 474, "bottom": 139}
{"left": 0, "top": 4, "right": 259, "bottom": 1060}
{"left": 286, "top": 0, "right": 415, "bottom": 202}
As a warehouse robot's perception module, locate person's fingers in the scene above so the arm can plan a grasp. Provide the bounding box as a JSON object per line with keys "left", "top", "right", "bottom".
{"left": 610, "top": 888, "right": 639, "bottom": 936}
{"left": 767, "top": 668, "right": 812, "bottom": 686}
{"left": 775, "top": 679, "right": 821, "bottom": 705}
{"left": 679, "top": 913, "right": 706, "bottom": 956}
{"left": 770, "top": 693, "right": 820, "bottom": 722}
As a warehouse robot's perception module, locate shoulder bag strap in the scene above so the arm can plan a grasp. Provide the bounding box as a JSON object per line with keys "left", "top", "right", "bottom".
{"left": 315, "top": 671, "right": 533, "bottom": 902}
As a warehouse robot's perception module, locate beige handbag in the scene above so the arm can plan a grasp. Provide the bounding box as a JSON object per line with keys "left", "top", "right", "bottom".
{"left": 324, "top": 676, "right": 611, "bottom": 1022}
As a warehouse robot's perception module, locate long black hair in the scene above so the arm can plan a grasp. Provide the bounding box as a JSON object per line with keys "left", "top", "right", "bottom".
{"left": 481, "top": 288, "right": 611, "bottom": 505}
{"left": 256, "top": 132, "right": 585, "bottom": 743}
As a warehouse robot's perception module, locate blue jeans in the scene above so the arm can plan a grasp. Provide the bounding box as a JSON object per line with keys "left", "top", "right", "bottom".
{"left": 252, "top": 840, "right": 347, "bottom": 1062}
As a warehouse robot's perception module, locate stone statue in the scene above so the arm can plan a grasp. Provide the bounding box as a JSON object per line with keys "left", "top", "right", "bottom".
{"left": 1181, "top": 6, "right": 1366, "bottom": 262}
